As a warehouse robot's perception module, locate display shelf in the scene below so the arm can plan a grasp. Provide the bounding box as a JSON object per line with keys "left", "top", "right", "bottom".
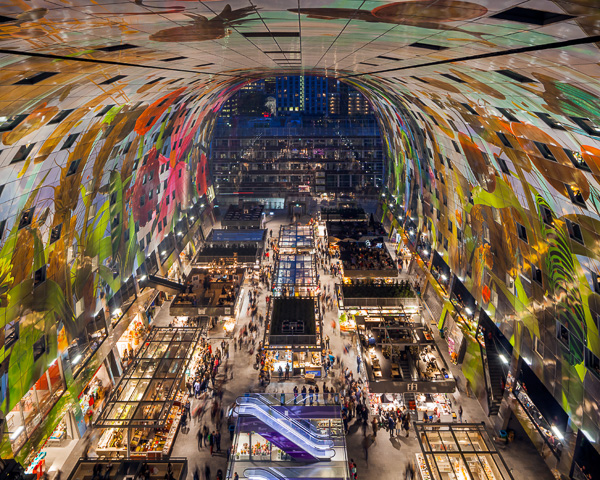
{"left": 416, "top": 453, "right": 432, "bottom": 480}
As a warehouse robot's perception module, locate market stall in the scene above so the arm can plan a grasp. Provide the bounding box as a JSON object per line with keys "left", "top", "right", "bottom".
{"left": 278, "top": 224, "right": 315, "bottom": 254}
{"left": 415, "top": 423, "right": 515, "bottom": 480}
{"left": 415, "top": 393, "right": 456, "bottom": 422}
{"left": 78, "top": 362, "right": 113, "bottom": 426}
{"left": 264, "top": 297, "right": 323, "bottom": 377}
{"left": 273, "top": 254, "right": 317, "bottom": 297}
{"left": 369, "top": 393, "right": 406, "bottom": 416}
{"left": 116, "top": 314, "right": 149, "bottom": 367}
{"left": 94, "top": 327, "right": 202, "bottom": 459}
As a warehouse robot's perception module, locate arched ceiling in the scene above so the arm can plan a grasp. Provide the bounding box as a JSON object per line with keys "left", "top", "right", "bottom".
{"left": 3, "top": 0, "right": 600, "bottom": 451}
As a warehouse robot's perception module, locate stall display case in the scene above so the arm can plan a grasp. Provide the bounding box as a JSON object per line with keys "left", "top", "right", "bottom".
{"left": 415, "top": 423, "right": 514, "bottom": 480}
{"left": 369, "top": 393, "right": 405, "bottom": 416}
{"left": 513, "top": 382, "right": 563, "bottom": 455}
{"left": 279, "top": 225, "right": 315, "bottom": 253}
{"left": 415, "top": 394, "right": 455, "bottom": 422}
{"left": 95, "top": 327, "right": 201, "bottom": 459}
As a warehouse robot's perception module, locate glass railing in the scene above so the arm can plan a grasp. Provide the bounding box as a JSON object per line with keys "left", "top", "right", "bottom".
{"left": 235, "top": 396, "right": 336, "bottom": 451}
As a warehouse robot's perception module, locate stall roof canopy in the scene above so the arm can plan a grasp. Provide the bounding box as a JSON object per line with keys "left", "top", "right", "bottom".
{"left": 279, "top": 225, "right": 315, "bottom": 250}
{"left": 275, "top": 254, "right": 316, "bottom": 287}
{"left": 95, "top": 327, "right": 201, "bottom": 429}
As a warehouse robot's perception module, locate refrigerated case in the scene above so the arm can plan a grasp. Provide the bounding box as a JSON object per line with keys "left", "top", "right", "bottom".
{"left": 415, "top": 423, "right": 514, "bottom": 480}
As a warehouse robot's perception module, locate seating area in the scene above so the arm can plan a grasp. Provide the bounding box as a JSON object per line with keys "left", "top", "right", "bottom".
{"left": 172, "top": 269, "right": 241, "bottom": 307}
{"left": 327, "top": 221, "right": 387, "bottom": 241}
{"left": 342, "top": 280, "right": 414, "bottom": 298}
{"left": 339, "top": 241, "right": 396, "bottom": 275}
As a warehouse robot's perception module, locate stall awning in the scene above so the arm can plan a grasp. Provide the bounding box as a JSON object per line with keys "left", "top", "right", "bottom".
{"left": 95, "top": 327, "right": 201, "bottom": 429}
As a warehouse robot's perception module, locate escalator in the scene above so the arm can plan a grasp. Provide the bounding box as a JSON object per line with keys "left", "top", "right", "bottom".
{"left": 236, "top": 397, "right": 335, "bottom": 460}
{"left": 146, "top": 274, "right": 185, "bottom": 295}
{"left": 243, "top": 468, "right": 286, "bottom": 480}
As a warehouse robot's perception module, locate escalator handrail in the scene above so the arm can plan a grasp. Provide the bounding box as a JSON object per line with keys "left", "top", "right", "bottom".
{"left": 245, "top": 394, "right": 334, "bottom": 439}
{"left": 237, "top": 396, "right": 333, "bottom": 443}
{"left": 243, "top": 468, "right": 285, "bottom": 480}
{"left": 235, "top": 400, "right": 335, "bottom": 457}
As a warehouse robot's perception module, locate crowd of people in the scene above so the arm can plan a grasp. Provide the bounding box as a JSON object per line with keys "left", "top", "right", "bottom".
{"left": 340, "top": 242, "right": 396, "bottom": 272}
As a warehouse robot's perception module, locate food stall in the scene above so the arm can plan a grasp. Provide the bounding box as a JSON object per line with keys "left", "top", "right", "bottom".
{"left": 273, "top": 254, "right": 318, "bottom": 297}
{"left": 415, "top": 393, "right": 456, "bottom": 422}
{"left": 415, "top": 423, "right": 515, "bottom": 480}
{"left": 79, "top": 362, "right": 113, "bottom": 426}
{"left": 278, "top": 224, "right": 315, "bottom": 254}
{"left": 94, "top": 327, "right": 202, "bottom": 459}
{"left": 264, "top": 298, "right": 323, "bottom": 378}
{"left": 369, "top": 393, "right": 405, "bottom": 416}
{"left": 116, "top": 314, "right": 148, "bottom": 361}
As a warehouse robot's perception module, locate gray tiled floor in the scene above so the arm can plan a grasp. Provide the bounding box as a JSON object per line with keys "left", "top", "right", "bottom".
{"left": 65, "top": 211, "right": 556, "bottom": 480}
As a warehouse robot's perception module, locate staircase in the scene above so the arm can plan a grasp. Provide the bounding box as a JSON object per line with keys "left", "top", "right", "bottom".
{"left": 399, "top": 354, "right": 412, "bottom": 381}
{"left": 404, "top": 393, "right": 416, "bottom": 412}
{"left": 483, "top": 334, "right": 506, "bottom": 416}
{"left": 146, "top": 274, "right": 185, "bottom": 294}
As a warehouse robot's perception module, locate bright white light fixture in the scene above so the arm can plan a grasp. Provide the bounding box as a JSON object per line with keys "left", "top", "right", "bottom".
{"left": 10, "top": 426, "right": 24, "bottom": 440}
{"left": 499, "top": 354, "right": 508, "bottom": 364}
{"left": 441, "top": 274, "right": 448, "bottom": 280}
{"left": 582, "top": 430, "right": 595, "bottom": 442}
{"left": 73, "top": 354, "right": 82, "bottom": 365}
{"left": 140, "top": 275, "right": 147, "bottom": 281}
{"left": 551, "top": 425, "right": 564, "bottom": 440}
{"left": 465, "top": 307, "right": 472, "bottom": 315}
{"left": 524, "top": 357, "right": 532, "bottom": 366}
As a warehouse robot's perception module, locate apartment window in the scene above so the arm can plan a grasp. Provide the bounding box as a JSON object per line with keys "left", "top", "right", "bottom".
{"left": 533, "top": 265, "right": 542, "bottom": 285}
{"left": 565, "top": 184, "right": 587, "bottom": 208}
{"left": 540, "top": 205, "right": 553, "bottom": 226}
{"left": 50, "top": 224, "right": 62, "bottom": 244}
{"left": 496, "top": 107, "right": 520, "bottom": 123}
{"left": 66, "top": 159, "right": 81, "bottom": 176}
{"left": 564, "top": 149, "right": 590, "bottom": 171}
{"left": 443, "top": 237, "right": 449, "bottom": 250}
{"left": 534, "top": 335, "right": 543, "bottom": 357}
{"left": 534, "top": 112, "right": 565, "bottom": 130}
{"left": 556, "top": 322, "right": 569, "bottom": 347}
{"left": 140, "top": 195, "right": 145, "bottom": 207}
{"left": 585, "top": 348, "right": 600, "bottom": 380}
{"left": 496, "top": 132, "right": 512, "bottom": 148}
{"left": 139, "top": 239, "right": 145, "bottom": 250}
{"left": 33, "top": 264, "right": 47, "bottom": 287}
{"left": 533, "top": 141, "right": 556, "bottom": 161}
{"left": 0, "top": 220, "right": 5, "bottom": 241}
{"left": 566, "top": 218, "right": 584, "bottom": 244}
{"left": 497, "top": 157, "right": 510, "bottom": 174}
{"left": 147, "top": 211, "right": 152, "bottom": 222}
{"left": 570, "top": 117, "right": 600, "bottom": 137}
{"left": 18, "top": 208, "right": 34, "bottom": 229}
{"left": 447, "top": 219, "right": 453, "bottom": 233}
{"left": 516, "top": 222, "right": 528, "bottom": 243}
{"left": 5, "top": 322, "right": 19, "bottom": 349}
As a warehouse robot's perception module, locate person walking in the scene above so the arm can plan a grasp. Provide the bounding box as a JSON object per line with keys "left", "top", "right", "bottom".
{"left": 458, "top": 405, "right": 463, "bottom": 423}
{"left": 388, "top": 416, "right": 396, "bottom": 439}
{"left": 197, "top": 428, "right": 203, "bottom": 449}
{"left": 203, "top": 425, "right": 209, "bottom": 447}
{"left": 294, "top": 385, "right": 299, "bottom": 405}
{"left": 302, "top": 385, "right": 307, "bottom": 406}
{"left": 371, "top": 417, "right": 378, "bottom": 437}
{"left": 208, "top": 430, "right": 214, "bottom": 456}
{"left": 204, "top": 464, "right": 211, "bottom": 480}
{"left": 315, "top": 384, "right": 319, "bottom": 404}
{"left": 285, "top": 363, "right": 290, "bottom": 380}
{"left": 309, "top": 386, "right": 314, "bottom": 405}
{"left": 325, "top": 335, "right": 330, "bottom": 349}
{"left": 403, "top": 415, "right": 410, "bottom": 438}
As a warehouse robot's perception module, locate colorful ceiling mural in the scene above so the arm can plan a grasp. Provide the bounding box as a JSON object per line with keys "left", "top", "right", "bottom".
{"left": 1, "top": 0, "right": 600, "bottom": 463}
